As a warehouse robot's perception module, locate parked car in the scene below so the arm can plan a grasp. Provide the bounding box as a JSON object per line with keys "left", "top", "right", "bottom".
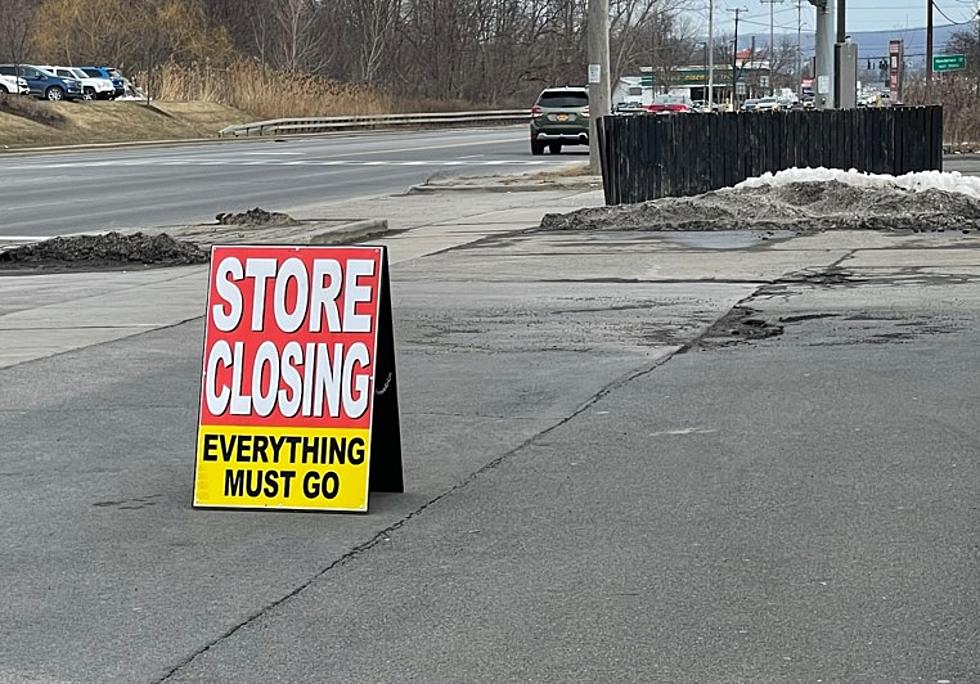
{"left": 529, "top": 86, "right": 590, "bottom": 155}
{"left": 0, "top": 64, "right": 83, "bottom": 101}
{"left": 78, "top": 66, "right": 126, "bottom": 98}
{"left": 44, "top": 66, "right": 114, "bottom": 100}
{"left": 615, "top": 100, "right": 646, "bottom": 115}
{"left": 0, "top": 72, "right": 29, "bottom": 95}
{"left": 645, "top": 94, "right": 694, "bottom": 114}
{"left": 755, "top": 96, "right": 781, "bottom": 112}
{"left": 692, "top": 100, "right": 720, "bottom": 113}
{"left": 741, "top": 98, "right": 760, "bottom": 112}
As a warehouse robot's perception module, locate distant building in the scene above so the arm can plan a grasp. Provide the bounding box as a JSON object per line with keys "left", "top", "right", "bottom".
{"left": 616, "top": 53, "right": 773, "bottom": 106}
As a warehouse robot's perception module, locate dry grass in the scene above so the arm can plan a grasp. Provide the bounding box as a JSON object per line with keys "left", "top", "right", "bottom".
{"left": 153, "top": 61, "right": 394, "bottom": 120}
{"left": 0, "top": 100, "right": 250, "bottom": 148}
{"left": 150, "top": 60, "right": 479, "bottom": 119}
{"left": 0, "top": 92, "right": 67, "bottom": 127}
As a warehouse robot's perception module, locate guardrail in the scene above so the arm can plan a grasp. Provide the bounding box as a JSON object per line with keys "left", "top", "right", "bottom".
{"left": 219, "top": 110, "right": 530, "bottom": 138}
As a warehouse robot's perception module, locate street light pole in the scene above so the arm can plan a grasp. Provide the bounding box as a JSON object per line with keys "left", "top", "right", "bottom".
{"left": 587, "top": 0, "right": 610, "bottom": 175}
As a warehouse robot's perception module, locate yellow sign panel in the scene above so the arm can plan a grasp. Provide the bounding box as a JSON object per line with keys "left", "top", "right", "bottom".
{"left": 194, "top": 426, "right": 372, "bottom": 511}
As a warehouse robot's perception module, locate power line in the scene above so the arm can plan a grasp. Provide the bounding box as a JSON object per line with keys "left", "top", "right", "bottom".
{"left": 932, "top": 0, "right": 979, "bottom": 24}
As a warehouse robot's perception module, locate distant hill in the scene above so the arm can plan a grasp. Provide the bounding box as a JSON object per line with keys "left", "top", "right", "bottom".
{"left": 741, "top": 23, "right": 968, "bottom": 68}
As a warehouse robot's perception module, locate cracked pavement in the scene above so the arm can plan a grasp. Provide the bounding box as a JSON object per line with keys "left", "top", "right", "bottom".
{"left": 1, "top": 218, "right": 978, "bottom": 682}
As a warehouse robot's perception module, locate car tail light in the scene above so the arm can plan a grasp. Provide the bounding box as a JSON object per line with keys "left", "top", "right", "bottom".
{"left": 531, "top": 105, "right": 543, "bottom": 118}
{"left": 582, "top": 106, "right": 590, "bottom": 118}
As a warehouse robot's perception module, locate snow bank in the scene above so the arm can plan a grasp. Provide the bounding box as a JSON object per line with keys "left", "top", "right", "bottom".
{"left": 736, "top": 167, "right": 980, "bottom": 200}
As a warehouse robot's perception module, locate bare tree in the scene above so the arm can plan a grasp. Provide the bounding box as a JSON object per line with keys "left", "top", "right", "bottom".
{"left": 0, "top": 0, "right": 38, "bottom": 65}
{"left": 272, "top": 0, "right": 325, "bottom": 72}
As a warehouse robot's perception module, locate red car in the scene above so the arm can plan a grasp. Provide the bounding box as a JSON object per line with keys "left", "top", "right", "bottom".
{"left": 645, "top": 94, "right": 694, "bottom": 114}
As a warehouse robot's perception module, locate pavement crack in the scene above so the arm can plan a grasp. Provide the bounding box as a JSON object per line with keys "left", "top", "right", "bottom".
{"left": 157, "top": 252, "right": 853, "bottom": 680}
{"left": 0, "top": 315, "right": 203, "bottom": 372}
{"left": 154, "top": 347, "right": 687, "bottom": 683}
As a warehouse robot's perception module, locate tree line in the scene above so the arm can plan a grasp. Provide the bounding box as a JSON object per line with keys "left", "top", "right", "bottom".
{"left": 0, "top": 0, "right": 701, "bottom": 105}
{"left": 1, "top": 0, "right": 976, "bottom": 108}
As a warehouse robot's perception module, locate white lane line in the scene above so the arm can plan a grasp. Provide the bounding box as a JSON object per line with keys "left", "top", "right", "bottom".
{"left": 0, "top": 159, "right": 552, "bottom": 170}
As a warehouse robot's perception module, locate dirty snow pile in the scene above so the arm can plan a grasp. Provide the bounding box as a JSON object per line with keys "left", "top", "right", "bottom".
{"left": 0, "top": 232, "right": 209, "bottom": 268}
{"left": 215, "top": 207, "right": 297, "bottom": 226}
{"left": 737, "top": 167, "right": 980, "bottom": 200}
{"left": 540, "top": 167, "right": 980, "bottom": 233}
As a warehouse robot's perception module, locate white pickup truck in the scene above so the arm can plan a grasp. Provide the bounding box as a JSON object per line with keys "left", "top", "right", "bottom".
{"left": 0, "top": 72, "right": 29, "bottom": 95}
{"left": 43, "top": 66, "right": 115, "bottom": 100}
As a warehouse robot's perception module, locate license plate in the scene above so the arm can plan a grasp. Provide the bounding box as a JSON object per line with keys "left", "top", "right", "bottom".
{"left": 556, "top": 114, "right": 569, "bottom": 122}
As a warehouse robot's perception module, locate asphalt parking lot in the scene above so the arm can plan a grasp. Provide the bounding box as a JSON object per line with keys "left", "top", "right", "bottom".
{"left": 1, "top": 212, "right": 977, "bottom": 681}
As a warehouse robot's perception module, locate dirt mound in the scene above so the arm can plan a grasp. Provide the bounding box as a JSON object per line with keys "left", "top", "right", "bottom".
{"left": 541, "top": 181, "right": 980, "bottom": 233}
{"left": 0, "top": 232, "right": 209, "bottom": 269}
{"left": 215, "top": 208, "right": 297, "bottom": 226}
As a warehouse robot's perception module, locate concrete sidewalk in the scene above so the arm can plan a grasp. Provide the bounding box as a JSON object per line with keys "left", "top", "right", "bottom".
{"left": 0, "top": 187, "right": 603, "bottom": 369}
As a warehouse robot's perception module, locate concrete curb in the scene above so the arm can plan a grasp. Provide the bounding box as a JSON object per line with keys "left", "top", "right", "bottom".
{"left": 0, "top": 219, "right": 390, "bottom": 257}
{"left": 408, "top": 181, "right": 601, "bottom": 194}
{"left": 310, "top": 218, "right": 390, "bottom": 245}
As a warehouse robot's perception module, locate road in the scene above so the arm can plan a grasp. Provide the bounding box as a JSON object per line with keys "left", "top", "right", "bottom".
{"left": 943, "top": 153, "right": 980, "bottom": 177}
{"left": 0, "top": 126, "right": 576, "bottom": 238}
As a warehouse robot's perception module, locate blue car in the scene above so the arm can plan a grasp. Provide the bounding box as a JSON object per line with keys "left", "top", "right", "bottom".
{"left": 79, "top": 66, "right": 126, "bottom": 98}
{"left": 0, "top": 64, "right": 83, "bottom": 101}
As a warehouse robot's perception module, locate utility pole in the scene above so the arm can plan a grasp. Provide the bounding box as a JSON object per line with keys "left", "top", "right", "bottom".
{"left": 797, "top": 0, "right": 804, "bottom": 97}
{"left": 761, "top": 0, "right": 785, "bottom": 95}
{"left": 587, "top": 0, "right": 610, "bottom": 175}
{"left": 926, "top": 0, "right": 934, "bottom": 101}
{"left": 809, "top": 0, "right": 835, "bottom": 108}
{"left": 837, "top": 0, "right": 846, "bottom": 43}
{"left": 708, "top": 0, "right": 715, "bottom": 106}
{"left": 729, "top": 7, "right": 748, "bottom": 105}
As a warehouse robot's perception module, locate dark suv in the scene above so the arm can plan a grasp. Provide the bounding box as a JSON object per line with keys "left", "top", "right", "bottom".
{"left": 529, "top": 87, "right": 589, "bottom": 155}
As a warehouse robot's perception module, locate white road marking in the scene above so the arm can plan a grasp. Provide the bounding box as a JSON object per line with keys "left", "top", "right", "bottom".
{"left": 1, "top": 159, "right": 551, "bottom": 170}
{"left": 648, "top": 427, "right": 717, "bottom": 437}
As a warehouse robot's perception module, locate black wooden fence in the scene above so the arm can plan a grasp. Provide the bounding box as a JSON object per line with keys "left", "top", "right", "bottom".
{"left": 597, "top": 106, "right": 944, "bottom": 205}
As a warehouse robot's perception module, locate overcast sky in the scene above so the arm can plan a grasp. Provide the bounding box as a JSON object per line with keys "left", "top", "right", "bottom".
{"left": 692, "top": 0, "right": 979, "bottom": 35}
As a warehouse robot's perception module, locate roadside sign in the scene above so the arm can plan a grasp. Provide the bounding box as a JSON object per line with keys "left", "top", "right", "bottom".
{"left": 193, "top": 245, "right": 402, "bottom": 513}
{"left": 933, "top": 54, "right": 966, "bottom": 73}
{"left": 889, "top": 40, "right": 904, "bottom": 103}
